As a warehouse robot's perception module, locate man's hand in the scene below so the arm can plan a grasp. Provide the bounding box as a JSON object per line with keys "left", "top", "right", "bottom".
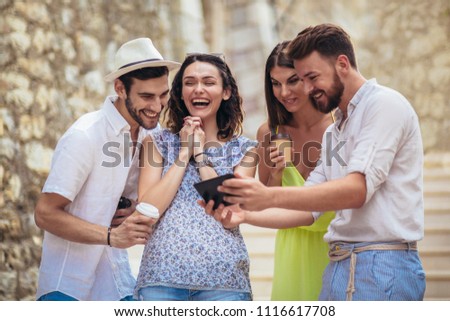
{"left": 109, "top": 211, "right": 156, "bottom": 248}
{"left": 218, "top": 173, "right": 274, "bottom": 211}
{"left": 198, "top": 200, "right": 246, "bottom": 229}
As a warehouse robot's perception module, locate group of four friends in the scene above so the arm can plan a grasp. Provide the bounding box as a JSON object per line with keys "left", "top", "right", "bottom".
{"left": 34, "top": 23, "right": 425, "bottom": 301}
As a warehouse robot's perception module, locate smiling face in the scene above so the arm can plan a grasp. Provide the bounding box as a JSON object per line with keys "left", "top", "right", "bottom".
{"left": 294, "top": 51, "right": 344, "bottom": 114}
{"left": 124, "top": 76, "right": 169, "bottom": 129}
{"left": 270, "top": 65, "right": 309, "bottom": 113}
{"left": 181, "top": 61, "right": 230, "bottom": 121}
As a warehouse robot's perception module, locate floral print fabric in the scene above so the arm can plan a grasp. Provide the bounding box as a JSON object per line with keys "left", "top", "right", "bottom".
{"left": 135, "top": 129, "right": 257, "bottom": 295}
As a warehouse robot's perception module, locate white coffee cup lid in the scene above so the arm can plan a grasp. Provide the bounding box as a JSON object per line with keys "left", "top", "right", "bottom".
{"left": 136, "top": 202, "right": 159, "bottom": 219}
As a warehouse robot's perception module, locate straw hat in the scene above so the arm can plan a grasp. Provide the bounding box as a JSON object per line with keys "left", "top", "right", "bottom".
{"left": 104, "top": 37, "right": 180, "bottom": 82}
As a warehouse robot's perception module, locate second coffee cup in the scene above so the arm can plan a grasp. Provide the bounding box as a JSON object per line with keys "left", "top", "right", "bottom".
{"left": 270, "top": 133, "right": 293, "bottom": 164}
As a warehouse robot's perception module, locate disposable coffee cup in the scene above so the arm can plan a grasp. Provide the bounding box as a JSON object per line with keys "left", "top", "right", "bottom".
{"left": 136, "top": 202, "right": 159, "bottom": 219}
{"left": 270, "top": 133, "right": 293, "bottom": 164}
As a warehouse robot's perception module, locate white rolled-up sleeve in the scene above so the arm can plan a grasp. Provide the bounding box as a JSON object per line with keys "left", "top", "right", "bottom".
{"left": 346, "top": 92, "right": 410, "bottom": 204}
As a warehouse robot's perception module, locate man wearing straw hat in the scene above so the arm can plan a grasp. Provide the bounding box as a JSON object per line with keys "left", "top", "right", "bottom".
{"left": 34, "top": 38, "right": 180, "bottom": 301}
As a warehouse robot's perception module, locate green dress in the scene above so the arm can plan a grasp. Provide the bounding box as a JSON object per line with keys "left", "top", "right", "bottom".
{"left": 271, "top": 165, "right": 335, "bottom": 301}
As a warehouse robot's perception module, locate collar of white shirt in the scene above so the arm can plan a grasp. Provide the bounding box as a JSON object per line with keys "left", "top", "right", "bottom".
{"left": 103, "top": 95, "right": 131, "bottom": 137}
{"left": 334, "top": 78, "right": 377, "bottom": 126}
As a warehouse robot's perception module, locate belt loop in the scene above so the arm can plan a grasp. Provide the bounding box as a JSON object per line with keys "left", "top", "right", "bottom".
{"left": 407, "top": 241, "right": 416, "bottom": 252}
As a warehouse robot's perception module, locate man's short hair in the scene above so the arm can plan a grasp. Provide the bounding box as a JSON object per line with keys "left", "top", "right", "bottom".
{"left": 288, "top": 23, "right": 357, "bottom": 69}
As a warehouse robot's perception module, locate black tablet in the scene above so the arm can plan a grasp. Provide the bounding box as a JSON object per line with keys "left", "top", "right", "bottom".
{"left": 194, "top": 174, "right": 235, "bottom": 210}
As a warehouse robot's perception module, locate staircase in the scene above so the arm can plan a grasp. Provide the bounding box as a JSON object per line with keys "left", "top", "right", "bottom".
{"left": 241, "top": 224, "right": 276, "bottom": 300}
{"left": 242, "top": 153, "right": 450, "bottom": 301}
{"left": 420, "top": 155, "right": 450, "bottom": 300}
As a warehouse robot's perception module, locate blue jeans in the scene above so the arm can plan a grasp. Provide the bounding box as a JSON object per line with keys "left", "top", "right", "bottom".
{"left": 138, "top": 286, "right": 252, "bottom": 301}
{"left": 37, "top": 292, "right": 77, "bottom": 301}
{"left": 37, "top": 291, "right": 135, "bottom": 301}
{"left": 319, "top": 243, "right": 426, "bottom": 300}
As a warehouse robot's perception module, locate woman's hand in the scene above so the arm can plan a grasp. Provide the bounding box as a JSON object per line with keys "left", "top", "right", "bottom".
{"left": 267, "top": 145, "right": 286, "bottom": 181}
{"left": 193, "top": 125, "right": 206, "bottom": 159}
{"left": 182, "top": 116, "right": 205, "bottom": 162}
{"left": 198, "top": 200, "right": 246, "bottom": 229}
{"left": 179, "top": 117, "right": 201, "bottom": 163}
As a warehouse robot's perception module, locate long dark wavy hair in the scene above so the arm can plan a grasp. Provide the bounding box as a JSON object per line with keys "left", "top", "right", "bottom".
{"left": 264, "top": 41, "right": 294, "bottom": 130}
{"left": 164, "top": 54, "right": 243, "bottom": 140}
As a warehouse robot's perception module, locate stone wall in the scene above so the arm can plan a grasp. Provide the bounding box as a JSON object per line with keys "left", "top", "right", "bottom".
{"left": 0, "top": 0, "right": 177, "bottom": 301}
{"left": 222, "top": 0, "right": 278, "bottom": 137}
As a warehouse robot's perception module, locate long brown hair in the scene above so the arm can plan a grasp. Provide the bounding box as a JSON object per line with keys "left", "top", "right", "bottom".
{"left": 264, "top": 41, "right": 294, "bottom": 130}
{"left": 164, "top": 54, "right": 243, "bottom": 140}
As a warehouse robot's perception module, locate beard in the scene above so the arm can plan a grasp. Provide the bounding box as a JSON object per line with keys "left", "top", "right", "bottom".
{"left": 125, "top": 97, "right": 159, "bottom": 130}
{"left": 310, "top": 72, "right": 344, "bottom": 114}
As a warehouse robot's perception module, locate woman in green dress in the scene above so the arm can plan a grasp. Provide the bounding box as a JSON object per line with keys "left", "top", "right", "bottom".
{"left": 256, "top": 41, "right": 335, "bottom": 300}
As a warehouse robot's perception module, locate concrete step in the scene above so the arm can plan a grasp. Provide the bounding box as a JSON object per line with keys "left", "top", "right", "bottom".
{"left": 420, "top": 247, "right": 450, "bottom": 271}
{"left": 423, "top": 152, "right": 450, "bottom": 171}
{"left": 424, "top": 211, "right": 450, "bottom": 227}
{"left": 249, "top": 253, "right": 275, "bottom": 275}
{"left": 423, "top": 167, "right": 450, "bottom": 179}
{"left": 422, "top": 154, "right": 450, "bottom": 300}
{"left": 420, "top": 227, "right": 450, "bottom": 248}
{"left": 242, "top": 225, "right": 277, "bottom": 255}
{"left": 424, "top": 180, "right": 450, "bottom": 196}
{"left": 241, "top": 224, "right": 278, "bottom": 236}
{"left": 424, "top": 271, "right": 450, "bottom": 299}
{"left": 424, "top": 195, "right": 450, "bottom": 214}
{"left": 249, "top": 272, "right": 273, "bottom": 301}
{"left": 244, "top": 234, "right": 277, "bottom": 255}
{"left": 243, "top": 227, "right": 277, "bottom": 301}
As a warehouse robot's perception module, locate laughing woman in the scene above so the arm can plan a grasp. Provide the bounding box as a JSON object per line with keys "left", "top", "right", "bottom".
{"left": 135, "top": 54, "right": 257, "bottom": 301}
